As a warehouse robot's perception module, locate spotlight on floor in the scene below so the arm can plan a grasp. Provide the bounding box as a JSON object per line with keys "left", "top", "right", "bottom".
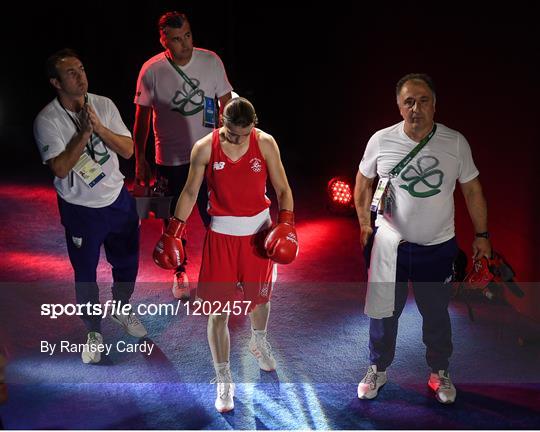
{"left": 327, "top": 177, "right": 355, "bottom": 215}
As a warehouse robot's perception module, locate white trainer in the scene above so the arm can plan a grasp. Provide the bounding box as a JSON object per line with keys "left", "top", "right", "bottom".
{"left": 111, "top": 310, "right": 147, "bottom": 338}
{"left": 81, "top": 332, "right": 104, "bottom": 364}
{"left": 213, "top": 367, "right": 235, "bottom": 413}
{"left": 357, "top": 365, "right": 387, "bottom": 399}
{"left": 428, "top": 370, "right": 456, "bottom": 404}
{"left": 172, "top": 270, "right": 190, "bottom": 300}
{"left": 249, "top": 331, "right": 276, "bottom": 372}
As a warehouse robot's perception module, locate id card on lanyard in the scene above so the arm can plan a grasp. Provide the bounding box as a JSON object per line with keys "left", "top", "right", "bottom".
{"left": 370, "top": 177, "right": 389, "bottom": 213}
{"left": 371, "top": 124, "right": 438, "bottom": 215}
{"left": 73, "top": 151, "right": 105, "bottom": 188}
{"left": 203, "top": 96, "right": 218, "bottom": 128}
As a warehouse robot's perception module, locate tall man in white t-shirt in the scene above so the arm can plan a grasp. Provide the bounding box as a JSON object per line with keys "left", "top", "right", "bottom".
{"left": 134, "top": 11, "right": 233, "bottom": 299}
{"left": 354, "top": 73, "right": 491, "bottom": 404}
{"left": 34, "top": 49, "right": 147, "bottom": 364}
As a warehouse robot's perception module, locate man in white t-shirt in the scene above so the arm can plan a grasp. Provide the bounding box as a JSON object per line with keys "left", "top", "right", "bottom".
{"left": 134, "top": 11, "right": 233, "bottom": 300}
{"left": 354, "top": 73, "right": 491, "bottom": 404}
{"left": 34, "top": 49, "right": 147, "bottom": 364}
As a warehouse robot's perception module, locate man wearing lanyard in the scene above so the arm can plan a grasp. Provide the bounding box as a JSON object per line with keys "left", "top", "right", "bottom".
{"left": 134, "top": 11, "right": 233, "bottom": 300}
{"left": 34, "top": 49, "right": 147, "bottom": 364}
{"left": 354, "top": 73, "right": 491, "bottom": 404}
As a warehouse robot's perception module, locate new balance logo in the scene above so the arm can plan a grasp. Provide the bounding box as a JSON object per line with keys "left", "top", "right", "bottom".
{"left": 213, "top": 162, "right": 226, "bottom": 170}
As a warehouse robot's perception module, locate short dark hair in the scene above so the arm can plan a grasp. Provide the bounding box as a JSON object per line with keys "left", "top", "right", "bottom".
{"left": 158, "top": 11, "right": 188, "bottom": 31}
{"left": 223, "top": 97, "right": 258, "bottom": 128}
{"left": 46, "top": 48, "right": 81, "bottom": 79}
{"left": 396, "top": 73, "right": 436, "bottom": 98}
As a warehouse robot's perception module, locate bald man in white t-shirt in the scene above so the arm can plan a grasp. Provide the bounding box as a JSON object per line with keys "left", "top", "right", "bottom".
{"left": 354, "top": 73, "right": 491, "bottom": 404}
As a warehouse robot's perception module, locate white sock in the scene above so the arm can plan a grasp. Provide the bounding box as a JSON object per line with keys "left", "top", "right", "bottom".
{"left": 214, "top": 361, "right": 230, "bottom": 376}
{"left": 252, "top": 328, "right": 267, "bottom": 338}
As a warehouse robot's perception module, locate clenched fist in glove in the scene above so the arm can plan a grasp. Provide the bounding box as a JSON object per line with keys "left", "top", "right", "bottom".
{"left": 264, "top": 209, "right": 299, "bottom": 264}
{"left": 153, "top": 217, "right": 186, "bottom": 269}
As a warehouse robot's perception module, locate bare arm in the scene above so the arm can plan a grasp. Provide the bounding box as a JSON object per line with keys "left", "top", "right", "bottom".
{"left": 133, "top": 104, "right": 153, "bottom": 183}
{"left": 47, "top": 129, "right": 92, "bottom": 179}
{"left": 354, "top": 170, "right": 375, "bottom": 248}
{"left": 460, "top": 176, "right": 491, "bottom": 259}
{"left": 86, "top": 104, "right": 133, "bottom": 159}
{"left": 218, "top": 92, "right": 232, "bottom": 126}
{"left": 259, "top": 132, "right": 294, "bottom": 212}
{"left": 173, "top": 136, "right": 211, "bottom": 222}
{"left": 46, "top": 108, "right": 93, "bottom": 179}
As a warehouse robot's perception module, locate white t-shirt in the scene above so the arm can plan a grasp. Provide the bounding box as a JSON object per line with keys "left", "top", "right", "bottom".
{"left": 134, "top": 48, "right": 233, "bottom": 166}
{"left": 34, "top": 93, "right": 131, "bottom": 208}
{"left": 359, "top": 121, "right": 479, "bottom": 245}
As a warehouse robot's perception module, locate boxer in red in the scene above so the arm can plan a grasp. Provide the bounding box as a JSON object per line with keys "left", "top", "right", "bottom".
{"left": 153, "top": 97, "right": 298, "bottom": 412}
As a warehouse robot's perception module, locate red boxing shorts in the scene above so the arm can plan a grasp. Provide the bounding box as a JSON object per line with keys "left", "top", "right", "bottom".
{"left": 196, "top": 228, "right": 276, "bottom": 313}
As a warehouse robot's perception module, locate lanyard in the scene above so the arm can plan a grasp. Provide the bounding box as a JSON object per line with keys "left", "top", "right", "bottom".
{"left": 389, "top": 123, "right": 437, "bottom": 177}
{"left": 165, "top": 54, "right": 200, "bottom": 92}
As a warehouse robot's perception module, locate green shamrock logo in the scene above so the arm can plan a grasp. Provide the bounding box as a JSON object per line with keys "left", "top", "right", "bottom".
{"left": 171, "top": 78, "right": 205, "bottom": 116}
{"left": 399, "top": 156, "right": 443, "bottom": 198}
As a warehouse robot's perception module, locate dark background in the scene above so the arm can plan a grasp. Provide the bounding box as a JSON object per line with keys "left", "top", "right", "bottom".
{"left": 0, "top": 1, "right": 539, "bottom": 316}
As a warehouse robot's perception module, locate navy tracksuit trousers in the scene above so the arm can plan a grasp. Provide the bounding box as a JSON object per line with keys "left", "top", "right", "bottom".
{"left": 367, "top": 237, "right": 458, "bottom": 372}
{"left": 58, "top": 187, "right": 140, "bottom": 332}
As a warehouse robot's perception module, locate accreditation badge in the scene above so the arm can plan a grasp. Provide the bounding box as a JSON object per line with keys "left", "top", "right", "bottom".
{"left": 370, "top": 177, "right": 389, "bottom": 213}
{"left": 73, "top": 151, "right": 106, "bottom": 188}
{"left": 203, "top": 96, "right": 217, "bottom": 128}
{"left": 383, "top": 180, "right": 395, "bottom": 217}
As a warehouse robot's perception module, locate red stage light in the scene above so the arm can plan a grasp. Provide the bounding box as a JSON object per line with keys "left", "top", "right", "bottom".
{"left": 327, "top": 177, "right": 354, "bottom": 214}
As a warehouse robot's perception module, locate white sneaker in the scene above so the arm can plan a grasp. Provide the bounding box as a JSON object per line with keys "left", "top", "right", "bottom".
{"left": 172, "top": 271, "right": 190, "bottom": 300}
{"left": 111, "top": 310, "right": 147, "bottom": 338}
{"left": 81, "top": 332, "right": 104, "bottom": 364}
{"left": 213, "top": 367, "right": 235, "bottom": 413}
{"left": 428, "top": 370, "right": 456, "bottom": 404}
{"left": 357, "top": 365, "right": 387, "bottom": 399}
{"left": 249, "top": 331, "right": 276, "bottom": 372}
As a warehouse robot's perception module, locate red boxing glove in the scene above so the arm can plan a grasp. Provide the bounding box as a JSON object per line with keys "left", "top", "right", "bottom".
{"left": 464, "top": 257, "right": 494, "bottom": 288}
{"left": 153, "top": 217, "right": 186, "bottom": 270}
{"left": 264, "top": 210, "right": 299, "bottom": 264}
